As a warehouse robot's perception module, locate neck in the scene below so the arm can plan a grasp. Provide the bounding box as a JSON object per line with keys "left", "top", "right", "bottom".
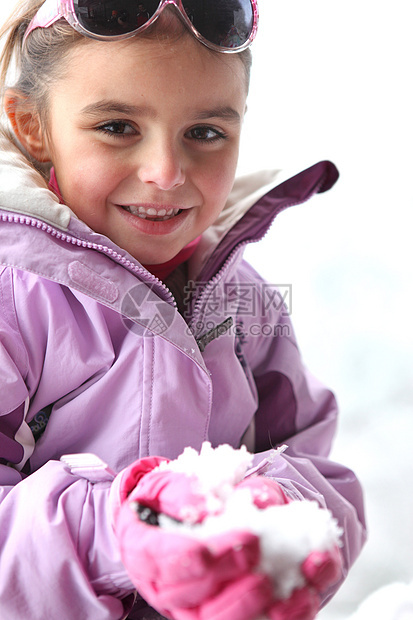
{"left": 143, "top": 236, "right": 200, "bottom": 280}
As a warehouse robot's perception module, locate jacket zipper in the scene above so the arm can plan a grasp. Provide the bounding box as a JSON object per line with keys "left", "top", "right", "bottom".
{"left": 1, "top": 211, "right": 177, "bottom": 308}
{"left": 188, "top": 237, "right": 252, "bottom": 344}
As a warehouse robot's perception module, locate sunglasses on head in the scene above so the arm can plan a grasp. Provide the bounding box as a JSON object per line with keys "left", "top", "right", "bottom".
{"left": 24, "top": 0, "right": 259, "bottom": 53}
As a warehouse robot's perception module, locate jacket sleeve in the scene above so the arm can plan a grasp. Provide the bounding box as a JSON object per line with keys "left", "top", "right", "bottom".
{"left": 237, "top": 260, "right": 367, "bottom": 603}
{"left": 0, "top": 267, "right": 135, "bottom": 620}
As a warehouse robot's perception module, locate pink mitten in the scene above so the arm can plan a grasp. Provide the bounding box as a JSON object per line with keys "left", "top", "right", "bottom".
{"left": 129, "top": 460, "right": 290, "bottom": 523}
{"left": 266, "top": 546, "right": 343, "bottom": 620}
{"left": 301, "top": 546, "right": 343, "bottom": 593}
{"left": 114, "top": 458, "right": 277, "bottom": 619}
{"left": 236, "top": 475, "right": 290, "bottom": 509}
{"left": 113, "top": 443, "right": 343, "bottom": 620}
{"left": 130, "top": 468, "right": 212, "bottom": 523}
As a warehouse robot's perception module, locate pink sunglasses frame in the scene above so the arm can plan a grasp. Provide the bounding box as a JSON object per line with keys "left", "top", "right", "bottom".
{"left": 24, "top": 0, "right": 259, "bottom": 53}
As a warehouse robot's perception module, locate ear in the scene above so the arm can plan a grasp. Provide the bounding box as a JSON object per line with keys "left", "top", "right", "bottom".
{"left": 4, "top": 89, "right": 51, "bottom": 162}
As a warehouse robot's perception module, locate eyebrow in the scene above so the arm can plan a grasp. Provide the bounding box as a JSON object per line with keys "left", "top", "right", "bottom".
{"left": 80, "top": 100, "right": 155, "bottom": 118}
{"left": 80, "top": 100, "right": 241, "bottom": 123}
{"left": 193, "top": 107, "right": 241, "bottom": 123}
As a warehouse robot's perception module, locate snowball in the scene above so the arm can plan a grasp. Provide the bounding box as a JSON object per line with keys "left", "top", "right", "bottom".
{"left": 157, "top": 442, "right": 342, "bottom": 599}
{"left": 156, "top": 441, "right": 254, "bottom": 501}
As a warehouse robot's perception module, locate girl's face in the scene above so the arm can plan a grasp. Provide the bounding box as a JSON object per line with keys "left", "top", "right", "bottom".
{"left": 41, "top": 34, "right": 247, "bottom": 265}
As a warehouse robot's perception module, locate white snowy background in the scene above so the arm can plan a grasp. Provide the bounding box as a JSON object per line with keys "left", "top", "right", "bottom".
{"left": 1, "top": 1, "right": 412, "bottom": 618}
{"left": 238, "top": 1, "right": 413, "bottom": 618}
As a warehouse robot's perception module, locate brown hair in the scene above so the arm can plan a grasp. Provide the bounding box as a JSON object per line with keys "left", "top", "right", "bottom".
{"left": 0, "top": 2, "right": 87, "bottom": 129}
{"left": 0, "top": 1, "right": 252, "bottom": 159}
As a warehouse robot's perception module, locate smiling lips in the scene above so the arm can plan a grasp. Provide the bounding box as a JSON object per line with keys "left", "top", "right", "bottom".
{"left": 121, "top": 205, "right": 183, "bottom": 221}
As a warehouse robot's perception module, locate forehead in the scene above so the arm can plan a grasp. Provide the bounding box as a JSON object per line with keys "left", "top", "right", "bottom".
{"left": 55, "top": 34, "right": 247, "bottom": 112}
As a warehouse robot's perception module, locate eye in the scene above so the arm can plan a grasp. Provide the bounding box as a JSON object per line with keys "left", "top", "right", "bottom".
{"left": 187, "top": 126, "right": 227, "bottom": 143}
{"left": 95, "top": 120, "right": 137, "bottom": 138}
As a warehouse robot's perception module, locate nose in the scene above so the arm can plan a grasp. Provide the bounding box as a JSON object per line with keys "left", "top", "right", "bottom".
{"left": 137, "top": 134, "right": 186, "bottom": 191}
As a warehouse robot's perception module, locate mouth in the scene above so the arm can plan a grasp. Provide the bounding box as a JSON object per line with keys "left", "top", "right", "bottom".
{"left": 120, "top": 205, "right": 183, "bottom": 221}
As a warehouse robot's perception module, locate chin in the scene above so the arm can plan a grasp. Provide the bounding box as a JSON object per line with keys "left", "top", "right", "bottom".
{"left": 132, "top": 250, "right": 177, "bottom": 266}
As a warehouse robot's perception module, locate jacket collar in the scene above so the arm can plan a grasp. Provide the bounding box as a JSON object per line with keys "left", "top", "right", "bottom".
{"left": 0, "top": 132, "right": 71, "bottom": 229}
{"left": 192, "top": 161, "right": 339, "bottom": 282}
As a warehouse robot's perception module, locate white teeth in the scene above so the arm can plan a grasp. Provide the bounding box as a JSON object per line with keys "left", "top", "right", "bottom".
{"left": 122, "top": 205, "right": 181, "bottom": 220}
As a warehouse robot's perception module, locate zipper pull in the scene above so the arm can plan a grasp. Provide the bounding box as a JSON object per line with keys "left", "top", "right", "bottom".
{"left": 196, "top": 316, "right": 233, "bottom": 352}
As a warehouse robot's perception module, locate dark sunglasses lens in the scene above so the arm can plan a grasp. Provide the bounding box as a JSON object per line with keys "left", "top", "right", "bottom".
{"left": 187, "top": 0, "right": 254, "bottom": 48}
{"left": 73, "top": 0, "right": 159, "bottom": 36}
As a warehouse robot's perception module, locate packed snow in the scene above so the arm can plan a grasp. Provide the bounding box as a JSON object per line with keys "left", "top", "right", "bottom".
{"left": 157, "top": 443, "right": 342, "bottom": 600}
{"left": 157, "top": 442, "right": 254, "bottom": 503}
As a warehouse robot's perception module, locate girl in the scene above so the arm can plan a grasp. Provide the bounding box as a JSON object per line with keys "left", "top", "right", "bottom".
{"left": 0, "top": 1, "right": 366, "bottom": 618}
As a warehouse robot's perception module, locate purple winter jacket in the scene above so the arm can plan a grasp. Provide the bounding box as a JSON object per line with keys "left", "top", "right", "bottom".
{"left": 0, "top": 139, "right": 366, "bottom": 619}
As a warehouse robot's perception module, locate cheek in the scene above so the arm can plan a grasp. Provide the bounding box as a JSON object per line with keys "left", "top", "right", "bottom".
{"left": 59, "top": 151, "right": 126, "bottom": 206}
{"left": 196, "top": 141, "right": 239, "bottom": 181}
{"left": 200, "top": 152, "right": 239, "bottom": 203}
